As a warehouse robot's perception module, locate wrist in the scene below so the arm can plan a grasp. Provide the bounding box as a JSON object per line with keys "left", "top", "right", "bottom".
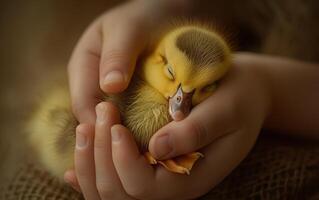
{"left": 238, "top": 53, "right": 319, "bottom": 136}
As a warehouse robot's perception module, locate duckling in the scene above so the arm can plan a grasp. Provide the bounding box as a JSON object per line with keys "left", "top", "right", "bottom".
{"left": 28, "top": 24, "right": 231, "bottom": 178}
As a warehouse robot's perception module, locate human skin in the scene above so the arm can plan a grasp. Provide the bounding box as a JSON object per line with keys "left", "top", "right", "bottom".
{"left": 66, "top": 52, "right": 271, "bottom": 199}
{"left": 66, "top": 0, "right": 319, "bottom": 198}
{"left": 149, "top": 53, "right": 319, "bottom": 160}
{"left": 67, "top": 0, "right": 190, "bottom": 124}
{"left": 66, "top": 52, "right": 319, "bottom": 199}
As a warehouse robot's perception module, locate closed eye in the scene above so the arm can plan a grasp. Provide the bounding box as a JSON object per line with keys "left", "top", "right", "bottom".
{"left": 164, "top": 64, "right": 175, "bottom": 80}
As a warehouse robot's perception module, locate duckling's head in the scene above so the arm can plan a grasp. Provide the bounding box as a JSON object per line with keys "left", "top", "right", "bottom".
{"left": 140, "top": 25, "right": 231, "bottom": 121}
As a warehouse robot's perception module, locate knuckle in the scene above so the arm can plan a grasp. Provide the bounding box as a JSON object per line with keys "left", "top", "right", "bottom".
{"left": 101, "top": 50, "right": 130, "bottom": 70}
{"left": 93, "top": 138, "right": 105, "bottom": 150}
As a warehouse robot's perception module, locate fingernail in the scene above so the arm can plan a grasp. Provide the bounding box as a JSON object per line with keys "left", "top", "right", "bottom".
{"left": 104, "top": 70, "right": 125, "bottom": 86}
{"left": 154, "top": 134, "right": 172, "bottom": 159}
{"left": 111, "top": 126, "right": 121, "bottom": 142}
{"left": 76, "top": 127, "right": 87, "bottom": 148}
{"left": 96, "top": 103, "right": 107, "bottom": 123}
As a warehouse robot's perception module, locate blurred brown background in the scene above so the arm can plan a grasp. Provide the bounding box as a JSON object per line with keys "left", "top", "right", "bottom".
{"left": 0, "top": 0, "right": 122, "bottom": 188}
{"left": 0, "top": 0, "right": 318, "bottom": 198}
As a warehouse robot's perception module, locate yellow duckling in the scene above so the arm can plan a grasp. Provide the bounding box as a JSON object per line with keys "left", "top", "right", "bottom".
{"left": 28, "top": 24, "right": 231, "bottom": 178}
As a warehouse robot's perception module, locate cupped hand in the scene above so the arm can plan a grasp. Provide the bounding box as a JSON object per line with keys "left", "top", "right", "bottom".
{"left": 148, "top": 52, "right": 272, "bottom": 160}
{"left": 64, "top": 53, "right": 272, "bottom": 199}
{"left": 65, "top": 102, "right": 260, "bottom": 200}
{"left": 67, "top": 0, "right": 189, "bottom": 124}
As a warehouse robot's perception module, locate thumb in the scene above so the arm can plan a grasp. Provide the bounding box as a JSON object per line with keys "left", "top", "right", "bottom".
{"left": 149, "top": 95, "right": 238, "bottom": 160}
{"left": 99, "top": 23, "right": 147, "bottom": 94}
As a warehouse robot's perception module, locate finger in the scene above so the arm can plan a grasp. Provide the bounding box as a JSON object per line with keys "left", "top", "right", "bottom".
{"left": 99, "top": 21, "right": 147, "bottom": 94}
{"left": 149, "top": 83, "right": 240, "bottom": 160}
{"left": 111, "top": 124, "right": 156, "bottom": 199}
{"left": 94, "top": 102, "right": 128, "bottom": 199}
{"left": 74, "top": 124, "right": 100, "bottom": 200}
{"left": 64, "top": 170, "right": 81, "bottom": 193}
{"left": 155, "top": 130, "right": 259, "bottom": 199}
{"left": 68, "top": 19, "right": 103, "bottom": 124}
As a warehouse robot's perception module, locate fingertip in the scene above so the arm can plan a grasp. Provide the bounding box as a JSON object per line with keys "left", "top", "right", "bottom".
{"left": 149, "top": 133, "right": 173, "bottom": 160}
{"left": 95, "top": 101, "right": 118, "bottom": 114}
{"left": 149, "top": 123, "right": 174, "bottom": 159}
{"left": 64, "top": 170, "right": 81, "bottom": 193}
{"left": 64, "top": 169, "right": 76, "bottom": 183}
{"left": 76, "top": 123, "right": 94, "bottom": 149}
{"left": 151, "top": 118, "right": 208, "bottom": 160}
{"left": 76, "top": 123, "right": 95, "bottom": 134}
{"left": 99, "top": 27, "right": 141, "bottom": 94}
{"left": 101, "top": 70, "right": 129, "bottom": 93}
{"left": 95, "top": 101, "right": 108, "bottom": 111}
{"left": 149, "top": 120, "right": 192, "bottom": 159}
{"left": 76, "top": 123, "right": 92, "bottom": 134}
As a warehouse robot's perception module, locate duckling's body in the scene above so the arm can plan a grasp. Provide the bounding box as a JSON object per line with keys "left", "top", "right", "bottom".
{"left": 28, "top": 86, "right": 76, "bottom": 178}
{"left": 28, "top": 73, "right": 170, "bottom": 178}
{"left": 120, "top": 76, "right": 170, "bottom": 150}
{"left": 28, "top": 24, "right": 231, "bottom": 178}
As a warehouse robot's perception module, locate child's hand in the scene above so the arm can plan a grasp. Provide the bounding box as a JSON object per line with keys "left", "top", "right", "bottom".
{"left": 148, "top": 52, "right": 319, "bottom": 161}
{"left": 67, "top": 0, "right": 190, "bottom": 124}
{"left": 65, "top": 53, "right": 319, "bottom": 199}
{"left": 148, "top": 53, "right": 271, "bottom": 160}
{"left": 64, "top": 53, "right": 273, "bottom": 199}
{"left": 65, "top": 102, "right": 259, "bottom": 200}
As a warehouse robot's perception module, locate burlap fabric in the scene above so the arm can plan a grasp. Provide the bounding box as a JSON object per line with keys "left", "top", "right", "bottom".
{"left": 1, "top": 133, "right": 318, "bottom": 200}
{"left": 0, "top": 165, "right": 83, "bottom": 200}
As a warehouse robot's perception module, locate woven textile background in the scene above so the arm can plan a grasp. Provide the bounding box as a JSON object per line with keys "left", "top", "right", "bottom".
{"left": 1, "top": 134, "right": 318, "bottom": 200}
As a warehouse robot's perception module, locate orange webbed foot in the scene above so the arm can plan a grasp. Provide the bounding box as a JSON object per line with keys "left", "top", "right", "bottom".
{"left": 144, "top": 152, "right": 157, "bottom": 165}
{"left": 144, "top": 152, "right": 203, "bottom": 175}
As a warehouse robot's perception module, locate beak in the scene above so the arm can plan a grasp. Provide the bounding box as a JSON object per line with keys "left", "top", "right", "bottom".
{"left": 168, "top": 84, "right": 194, "bottom": 121}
